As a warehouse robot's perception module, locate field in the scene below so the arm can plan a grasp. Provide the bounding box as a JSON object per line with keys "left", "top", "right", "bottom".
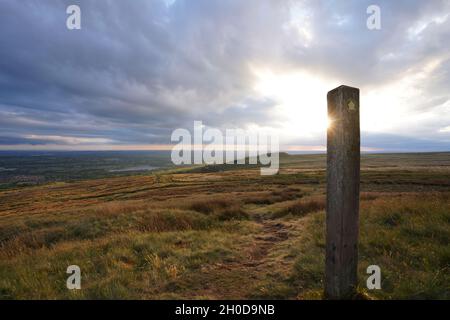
{"left": 0, "top": 151, "right": 174, "bottom": 189}
{"left": 0, "top": 152, "right": 449, "bottom": 299}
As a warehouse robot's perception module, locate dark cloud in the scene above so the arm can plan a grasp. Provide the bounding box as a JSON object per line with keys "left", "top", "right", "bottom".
{"left": 0, "top": 0, "right": 449, "bottom": 150}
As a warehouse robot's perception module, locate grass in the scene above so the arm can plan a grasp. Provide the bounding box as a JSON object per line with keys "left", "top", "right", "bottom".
{"left": 291, "top": 192, "right": 450, "bottom": 299}
{"left": 0, "top": 152, "right": 449, "bottom": 299}
{"left": 188, "top": 198, "right": 249, "bottom": 220}
{"left": 272, "top": 197, "right": 325, "bottom": 218}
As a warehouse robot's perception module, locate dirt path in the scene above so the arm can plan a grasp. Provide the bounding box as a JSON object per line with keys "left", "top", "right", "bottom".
{"left": 193, "top": 218, "right": 297, "bottom": 299}
{"left": 245, "top": 221, "right": 289, "bottom": 267}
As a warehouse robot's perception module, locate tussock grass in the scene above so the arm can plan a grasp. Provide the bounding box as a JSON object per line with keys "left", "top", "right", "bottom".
{"left": 272, "top": 197, "right": 325, "bottom": 218}
{"left": 243, "top": 188, "right": 302, "bottom": 205}
{"left": 290, "top": 192, "right": 450, "bottom": 299}
{"left": 135, "top": 210, "right": 212, "bottom": 232}
{"left": 188, "top": 199, "right": 249, "bottom": 221}
{"left": 0, "top": 206, "right": 213, "bottom": 255}
{"left": 0, "top": 153, "right": 449, "bottom": 299}
{"left": 0, "top": 225, "right": 249, "bottom": 299}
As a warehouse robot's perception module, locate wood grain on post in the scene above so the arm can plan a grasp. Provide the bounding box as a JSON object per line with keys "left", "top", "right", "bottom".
{"left": 325, "top": 85, "right": 360, "bottom": 299}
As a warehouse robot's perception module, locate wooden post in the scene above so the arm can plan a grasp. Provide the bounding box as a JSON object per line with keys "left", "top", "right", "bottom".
{"left": 325, "top": 85, "right": 360, "bottom": 299}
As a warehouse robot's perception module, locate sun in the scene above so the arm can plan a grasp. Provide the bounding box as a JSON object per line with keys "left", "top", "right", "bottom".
{"left": 253, "top": 67, "right": 334, "bottom": 139}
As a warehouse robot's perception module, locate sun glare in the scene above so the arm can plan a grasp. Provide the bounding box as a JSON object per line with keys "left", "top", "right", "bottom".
{"left": 253, "top": 68, "right": 334, "bottom": 140}
{"left": 326, "top": 116, "right": 333, "bottom": 130}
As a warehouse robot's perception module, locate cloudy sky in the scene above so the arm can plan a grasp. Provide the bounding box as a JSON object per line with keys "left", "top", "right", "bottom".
{"left": 0, "top": 0, "right": 449, "bottom": 152}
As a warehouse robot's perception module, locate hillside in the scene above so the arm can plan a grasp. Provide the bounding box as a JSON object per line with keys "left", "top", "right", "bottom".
{"left": 0, "top": 153, "right": 449, "bottom": 299}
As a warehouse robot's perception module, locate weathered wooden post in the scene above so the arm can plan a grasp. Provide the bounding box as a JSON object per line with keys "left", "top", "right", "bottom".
{"left": 325, "top": 85, "right": 360, "bottom": 299}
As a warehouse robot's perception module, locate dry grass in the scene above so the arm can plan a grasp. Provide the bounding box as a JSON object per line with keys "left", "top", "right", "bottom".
{"left": 272, "top": 196, "right": 326, "bottom": 218}
{"left": 290, "top": 192, "right": 450, "bottom": 299}
{"left": 0, "top": 153, "right": 449, "bottom": 299}
{"left": 188, "top": 198, "right": 249, "bottom": 221}
{"left": 243, "top": 188, "right": 302, "bottom": 205}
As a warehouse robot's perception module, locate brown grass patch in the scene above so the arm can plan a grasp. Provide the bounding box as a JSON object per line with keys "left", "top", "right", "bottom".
{"left": 188, "top": 199, "right": 248, "bottom": 221}
{"left": 273, "top": 197, "right": 325, "bottom": 218}
{"left": 243, "top": 188, "right": 302, "bottom": 205}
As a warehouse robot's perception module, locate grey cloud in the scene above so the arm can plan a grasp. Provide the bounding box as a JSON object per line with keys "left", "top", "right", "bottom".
{"left": 0, "top": 0, "right": 449, "bottom": 150}
{"left": 361, "top": 132, "right": 450, "bottom": 152}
